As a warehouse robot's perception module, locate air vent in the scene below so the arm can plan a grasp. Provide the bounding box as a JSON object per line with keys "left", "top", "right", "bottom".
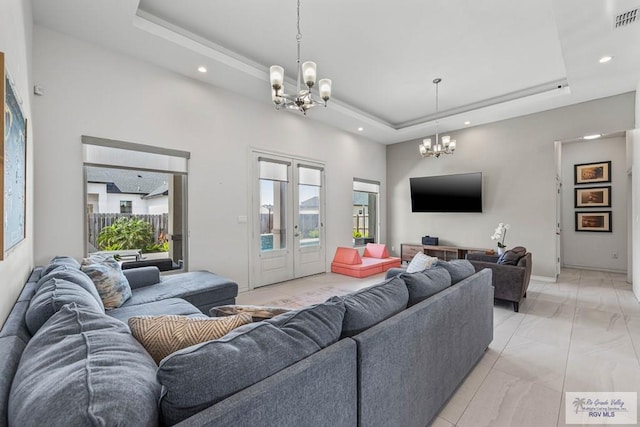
{"left": 615, "top": 7, "right": 639, "bottom": 28}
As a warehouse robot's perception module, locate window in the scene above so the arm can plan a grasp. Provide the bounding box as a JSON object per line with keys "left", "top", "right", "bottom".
{"left": 83, "top": 136, "right": 189, "bottom": 271}
{"left": 353, "top": 179, "right": 379, "bottom": 246}
{"left": 119, "top": 200, "right": 132, "bottom": 214}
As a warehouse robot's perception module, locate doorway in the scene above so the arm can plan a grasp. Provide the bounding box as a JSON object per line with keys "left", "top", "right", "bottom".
{"left": 250, "top": 151, "right": 326, "bottom": 287}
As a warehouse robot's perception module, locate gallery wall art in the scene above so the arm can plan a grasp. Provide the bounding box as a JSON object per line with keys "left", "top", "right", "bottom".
{"left": 1, "top": 51, "right": 27, "bottom": 258}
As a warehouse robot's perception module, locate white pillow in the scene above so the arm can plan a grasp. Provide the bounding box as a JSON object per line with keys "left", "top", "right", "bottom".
{"left": 406, "top": 252, "right": 438, "bottom": 273}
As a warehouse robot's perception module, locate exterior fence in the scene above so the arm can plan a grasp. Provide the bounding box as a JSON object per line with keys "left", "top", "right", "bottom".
{"left": 88, "top": 213, "right": 169, "bottom": 250}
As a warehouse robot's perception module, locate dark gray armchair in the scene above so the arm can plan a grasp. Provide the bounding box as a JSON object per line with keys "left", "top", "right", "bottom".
{"left": 465, "top": 251, "right": 532, "bottom": 312}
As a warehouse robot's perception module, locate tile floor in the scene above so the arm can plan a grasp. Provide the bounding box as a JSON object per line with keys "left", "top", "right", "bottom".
{"left": 237, "top": 268, "right": 639, "bottom": 427}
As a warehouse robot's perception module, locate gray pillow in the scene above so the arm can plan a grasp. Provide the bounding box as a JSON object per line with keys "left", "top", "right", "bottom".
{"left": 35, "top": 265, "right": 104, "bottom": 310}
{"left": 25, "top": 278, "right": 105, "bottom": 335}
{"left": 157, "top": 297, "right": 345, "bottom": 425}
{"left": 40, "top": 256, "right": 81, "bottom": 276}
{"left": 9, "top": 304, "right": 161, "bottom": 427}
{"left": 497, "top": 246, "right": 527, "bottom": 265}
{"left": 400, "top": 266, "right": 452, "bottom": 306}
{"left": 340, "top": 275, "right": 409, "bottom": 338}
{"left": 436, "top": 259, "right": 476, "bottom": 285}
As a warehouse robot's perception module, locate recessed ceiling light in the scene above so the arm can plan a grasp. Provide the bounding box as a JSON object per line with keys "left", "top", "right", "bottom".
{"left": 583, "top": 134, "right": 602, "bottom": 140}
{"left": 357, "top": 127, "right": 364, "bottom": 132}
{"left": 197, "top": 66, "right": 207, "bottom": 73}
{"left": 464, "top": 121, "right": 471, "bottom": 125}
{"left": 599, "top": 56, "right": 613, "bottom": 63}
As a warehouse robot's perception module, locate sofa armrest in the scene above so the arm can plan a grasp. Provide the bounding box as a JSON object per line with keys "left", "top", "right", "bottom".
{"left": 122, "top": 266, "right": 161, "bottom": 289}
{"left": 465, "top": 253, "right": 500, "bottom": 263}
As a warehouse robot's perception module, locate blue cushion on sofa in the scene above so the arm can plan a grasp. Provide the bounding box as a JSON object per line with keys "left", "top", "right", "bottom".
{"left": 35, "top": 265, "right": 104, "bottom": 310}
{"left": 340, "top": 275, "right": 409, "bottom": 338}
{"left": 436, "top": 259, "right": 476, "bottom": 285}
{"left": 9, "top": 304, "right": 161, "bottom": 427}
{"left": 400, "top": 266, "right": 452, "bottom": 306}
{"left": 25, "top": 278, "right": 105, "bottom": 335}
{"left": 40, "top": 255, "right": 81, "bottom": 276}
{"left": 157, "top": 297, "right": 345, "bottom": 425}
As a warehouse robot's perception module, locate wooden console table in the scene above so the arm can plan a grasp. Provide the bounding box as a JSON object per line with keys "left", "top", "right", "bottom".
{"left": 400, "top": 243, "right": 489, "bottom": 263}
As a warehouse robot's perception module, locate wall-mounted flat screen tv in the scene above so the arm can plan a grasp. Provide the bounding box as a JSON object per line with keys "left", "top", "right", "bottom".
{"left": 410, "top": 172, "right": 482, "bottom": 213}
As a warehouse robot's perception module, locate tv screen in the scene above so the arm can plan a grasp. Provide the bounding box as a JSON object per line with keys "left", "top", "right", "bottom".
{"left": 410, "top": 172, "right": 482, "bottom": 213}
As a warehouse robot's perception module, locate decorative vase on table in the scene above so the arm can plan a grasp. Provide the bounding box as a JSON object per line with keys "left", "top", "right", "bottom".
{"left": 491, "top": 222, "right": 510, "bottom": 257}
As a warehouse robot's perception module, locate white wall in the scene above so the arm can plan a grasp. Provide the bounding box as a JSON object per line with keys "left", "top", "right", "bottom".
{"left": 561, "top": 137, "right": 627, "bottom": 272}
{"left": 387, "top": 93, "right": 635, "bottom": 279}
{"left": 0, "top": 0, "right": 34, "bottom": 326}
{"left": 32, "top": 26, "right": 386, "bottom": 291}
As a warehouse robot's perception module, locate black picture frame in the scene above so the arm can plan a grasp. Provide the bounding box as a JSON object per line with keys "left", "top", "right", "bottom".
{"left": 575, "top": 211, "right": 612, "bottom": 232}
{"left": 574, "top": 161, "right": 611, "bottom": 185}
{"left": 574, "top": 186, "right": 611, "bottom": 208}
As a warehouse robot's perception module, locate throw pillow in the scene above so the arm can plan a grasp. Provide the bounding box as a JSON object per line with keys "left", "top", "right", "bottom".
{"left": 210, "top": 305, "right": 291, "bottom": 321}
{"left": 128, "top": 313, "right": 253, "bottom": 364}
{"left": 35, "top": 265, "right": 104, "bottom": 310}
{"left": 81, "top": 255, "right": 132, "bottom": 309}
{"left": 436, "top": 259, "right": 476, "bottom": 285}
{"left": 405, "top": 252, "right": 438, "bottom": 273}
{"left": 9, "top": 304, "right": 161, "bottom": 427}
{"left": 400, "top": 266, "right": 452, "bottom": 306}
{"left": 497, "top": 246, "right": 527, "bottom": 265}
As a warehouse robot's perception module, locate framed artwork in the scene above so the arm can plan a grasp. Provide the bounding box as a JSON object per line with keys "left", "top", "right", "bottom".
{"left": 575, "top": 186, "right": 611, "bottom": 208}
{"left": 1, "top": 51, "right": 27, "bottom": 259}
{"left": 574, "top": 161, "right": 611, "bottom": 185}
{"left": 575, "top": 211, "right": 612, "bottom": 232}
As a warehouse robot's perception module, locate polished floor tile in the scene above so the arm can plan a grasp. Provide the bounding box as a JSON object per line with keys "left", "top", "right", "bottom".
{"left": 236, "top": 267, "right": 638, "bottom": 427}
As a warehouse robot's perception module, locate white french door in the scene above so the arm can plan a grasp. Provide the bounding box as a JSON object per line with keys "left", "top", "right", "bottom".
{"left": 250, "top": 152, "right": 326, "bottom": 288}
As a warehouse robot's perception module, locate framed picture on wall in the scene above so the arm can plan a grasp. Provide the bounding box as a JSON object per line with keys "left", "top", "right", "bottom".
{"left": 1, "top": 51, "right": 28, "bottom": 259}
{"left": 575, "top": 211, "right": 612, "bottom": 232}
{"left": 574, "top": 186, "right": 611, "bottom": 208}
{"left": 574, "top": 161, "right": 611, "bottom": 185}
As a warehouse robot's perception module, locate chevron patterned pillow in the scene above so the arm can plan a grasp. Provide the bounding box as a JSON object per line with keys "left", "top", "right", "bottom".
{"left": 128, "top": 313, "right": 253, "bottom": 364}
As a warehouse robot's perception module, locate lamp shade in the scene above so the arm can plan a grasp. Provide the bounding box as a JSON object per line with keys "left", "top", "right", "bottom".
{"left": 423, "top": 138, "right": 431, "bottom": 149}
{"left": 302, "top": 61, "right": 317, "bottom": 86}
{"left": 270, "top": 65, "right": 284, "bottom": 88}
{"left": 319, "top": 78, "right": 332, "bottom": 100}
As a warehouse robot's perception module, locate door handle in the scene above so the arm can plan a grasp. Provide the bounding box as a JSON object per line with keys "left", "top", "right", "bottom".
{"left": 294, "top": 233, "right": 300, "bottom": 237}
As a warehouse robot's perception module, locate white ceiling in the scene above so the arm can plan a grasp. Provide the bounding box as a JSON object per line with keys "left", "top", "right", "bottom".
{"left": 32, "top": 0, "right": 640, "bottom": 144}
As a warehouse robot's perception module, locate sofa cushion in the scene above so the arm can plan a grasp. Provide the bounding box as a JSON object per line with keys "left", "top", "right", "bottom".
{"left": 340, "top": 276, "right": 409, "bottom": 338}
{"left": 400, "top": 266, "right": 452, "bottom": 306}
{"left": 121, "top": 271, "right": 238, "bottom": 311}
{"left": 25, "top": 278, "right": 105, "bottom": 335}
{"left": 405, "top": 252, "right": 438, "bottom": 273}
{"left": 497, "top": 246, "right": 527, "bottom": 265}
{"left": 436, "top": 259, "right": 476, "bottom": 285}
{"left": 81, "top": 255, "right": 132, "bottom": 309}
{"left": 40, "top": 255, "right": 80, "bottom": 276}
{"left": 157, "top": 297, "right": 345, "bottom": 425}
{"left": 9, "top": 304, "right": 161, "bottom": 427}
{"left": 129, "top": 313, "right": 253, "bottom": 364}
{"left": 35, "top": 265, "right": 104, "bottom": 310}
{"left": 108, "top": 298, "right": 206, "bottom": 324}
{"left": 0, "top": 336, "right": 25, "bottom": 427}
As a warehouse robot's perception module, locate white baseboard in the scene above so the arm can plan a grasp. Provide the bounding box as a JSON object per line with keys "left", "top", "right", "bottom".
{"left": 562, "top": 264, "right": 627, "bottom": 275}
{"left": 532, "top": 275, "right": 556, "bottom": 283}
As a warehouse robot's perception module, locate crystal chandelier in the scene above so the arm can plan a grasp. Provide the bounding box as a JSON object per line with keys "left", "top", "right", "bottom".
{"left": 419, "top": 78, "right": 456, "bottom": 158}
{"left": 269, "top": 0, "right": 332, "bottom": 115}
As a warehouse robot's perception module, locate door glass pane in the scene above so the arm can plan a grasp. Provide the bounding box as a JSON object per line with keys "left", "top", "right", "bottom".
{"left": 299, "top": 183, "right": 320, "bottom": 247}
{"left": 260, "top": 179, "right": 287, "bottom": 251}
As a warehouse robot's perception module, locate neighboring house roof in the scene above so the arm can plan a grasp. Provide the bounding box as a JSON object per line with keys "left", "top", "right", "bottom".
{"left": 300, "top": 196, "right": 319, "bottom": 209}
{"left": 86, "top": 166, "right": 168, "bottom": 195}
{"left": 142, "top": 182, "right": 169, "bottom": 199}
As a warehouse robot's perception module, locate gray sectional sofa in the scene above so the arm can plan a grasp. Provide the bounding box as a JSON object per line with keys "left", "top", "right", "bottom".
{"left": 0, "top": 257, "right": 493, "bottom": 427}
